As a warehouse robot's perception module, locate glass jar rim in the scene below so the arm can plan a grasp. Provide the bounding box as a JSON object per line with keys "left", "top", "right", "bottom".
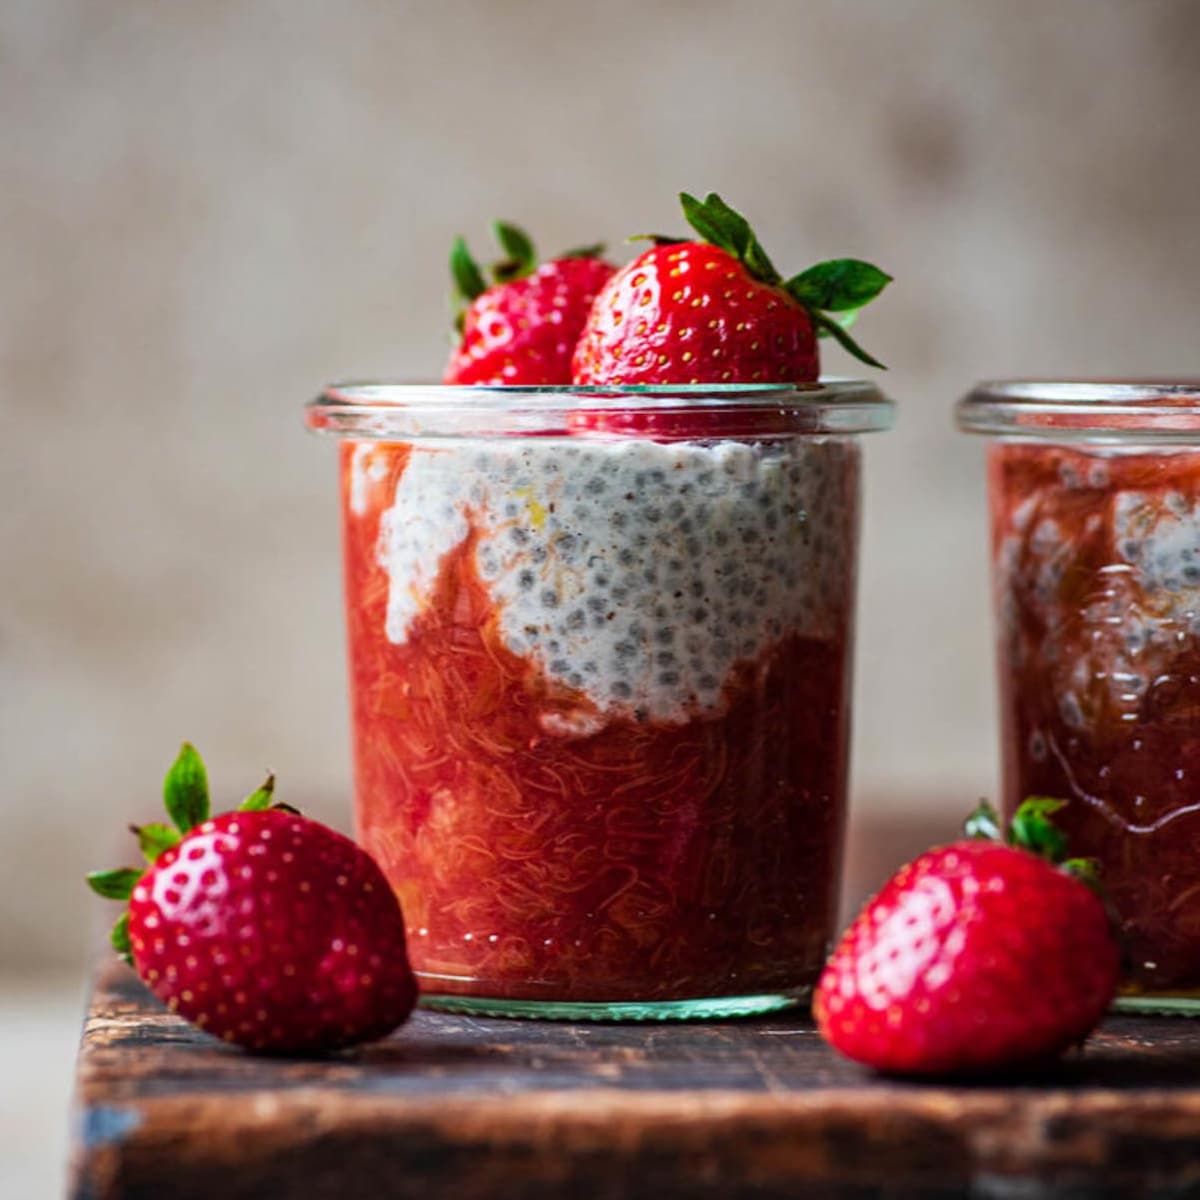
{"left": 305, "top": 379, "right": 894, "bottom": 440}
{"left": 957, "top": 379, "right": 1200, "bottom": 442}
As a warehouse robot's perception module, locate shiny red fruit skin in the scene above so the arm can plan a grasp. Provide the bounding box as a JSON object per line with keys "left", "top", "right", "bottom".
{"left": 571, "top": 242, "right": 818, "bottom": 387}
{"left": 814, "top": 841, "right": 1120, "bottom": 1076}
{"left": 562, "top": 404, "right": 806, "bottom": 442}
{"left": 128, "top": 809, "right": 417, "bottom": 1052}
{"left": 445, "top": 256, "right": 615, "bottom": 385}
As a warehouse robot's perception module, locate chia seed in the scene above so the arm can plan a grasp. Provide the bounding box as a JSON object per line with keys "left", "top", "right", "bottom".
{"left": 377, "top": 435, "right": 856, "bottom": 726}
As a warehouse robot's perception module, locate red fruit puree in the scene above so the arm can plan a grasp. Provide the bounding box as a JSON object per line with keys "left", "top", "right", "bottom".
{"left": 992, "top": 442, "right": 1200, "bottom": 996}
{"left": 338, "top": 430, "right": 860, "bottom": 1007}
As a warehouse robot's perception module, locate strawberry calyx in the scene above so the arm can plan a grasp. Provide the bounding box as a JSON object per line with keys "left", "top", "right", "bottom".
{"left": 964, "top": 796, "right": 1102, "bottom": 885}
{"left": 489, "top": 220, "right": 537, "bottom": 283}
{"left": 961, "top": 798, "right": 1004, "bottom": 843}
{"left": 86, "top": 743, "right": 280, "bottom": 964}
{"left": 450, "top": 221, "right": 607, "bottom": 332}
{"left": 668, "top": 191, "right": 892, "bottom": 369}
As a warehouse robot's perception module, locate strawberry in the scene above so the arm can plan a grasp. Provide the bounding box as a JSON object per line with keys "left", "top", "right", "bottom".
{"left": 570, "top": 191, "right": 890, "bottom": 388}
{"left": 444, "top": 220, "right": 613, "bottom": 385}
{"left": 87, "top": 744, "right": 416, "bottom": 1053}
{"left": 814, "top": 798, "right": 1120, "bottom": 1077}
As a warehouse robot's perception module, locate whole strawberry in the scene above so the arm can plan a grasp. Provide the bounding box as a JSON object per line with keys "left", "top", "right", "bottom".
{"left": 815, "top": 798, "right": 1120, "bottom": 1076}
{"left": 87, "top": 744, "right": 416, "bottom": 1053}
{"left": 444, "top": 220, "right": 613, "bottom": 385}
{"left": 571, "top": 192, "right": 890, "bottom": 386}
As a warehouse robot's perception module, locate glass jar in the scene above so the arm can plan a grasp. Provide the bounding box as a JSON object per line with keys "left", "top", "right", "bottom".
{"left": 959, "top": 380, "right": 1200, "bottom": 1014}
{"left": 306, "top": 382, "right": 893, "bottom": 1019}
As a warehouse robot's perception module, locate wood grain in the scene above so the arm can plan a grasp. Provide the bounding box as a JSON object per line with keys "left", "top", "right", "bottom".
{"left": 70, "top": 959, "right": 1200, "bottom": 1200}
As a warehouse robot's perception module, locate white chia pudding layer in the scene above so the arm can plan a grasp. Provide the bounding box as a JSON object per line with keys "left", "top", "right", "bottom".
{"left": 356, "top": 436, "right": 859, "bottom": 730}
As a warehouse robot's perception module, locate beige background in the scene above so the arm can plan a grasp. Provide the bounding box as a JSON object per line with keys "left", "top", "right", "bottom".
{"left": 5, "top": 0, "right": 1200, "bottom": 968}
{"left": 4, "top": 2, "right": 1200, "bottom": 1189}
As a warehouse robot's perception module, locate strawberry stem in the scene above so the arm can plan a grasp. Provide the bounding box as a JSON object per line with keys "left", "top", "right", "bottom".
{"left": 86, "top": 744, "right": 304, "bottom": 969}
{"left": 963, "top": 800, "right": 1113, "bottom": 916}
{"left": 677, "top": 190, "right": 891, "bottom": 369}
{"left": 963, "top": 795, "right": 1082, "bottom": 870}
{"left": 449, "top": 221, "right": 546, "bottom": 328}
{"left": 680, "top": 192, "right": 780, "bottom": 283}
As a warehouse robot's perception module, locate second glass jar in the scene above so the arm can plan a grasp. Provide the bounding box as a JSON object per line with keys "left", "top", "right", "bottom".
{"left": 960, "top": 380, "right": 1200, "bottom": 1014}
{"left": 308, "top": 382, "right": 893, "bottom": 1019}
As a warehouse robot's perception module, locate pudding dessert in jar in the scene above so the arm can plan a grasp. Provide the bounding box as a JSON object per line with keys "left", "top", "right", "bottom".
{"left": 959, "top": 380, "right": 1200, "bottom": 1013}
{"left": 307, "top": 193, "right": 893, "bottom": 1017}
{"left": 309, "top": 383, "right": 892, "bottom": 1018}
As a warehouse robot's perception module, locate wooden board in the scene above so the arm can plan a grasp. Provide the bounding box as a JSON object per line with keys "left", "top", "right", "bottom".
{"left": 70, "top": 958, "right": 1200, "bottom": 1200}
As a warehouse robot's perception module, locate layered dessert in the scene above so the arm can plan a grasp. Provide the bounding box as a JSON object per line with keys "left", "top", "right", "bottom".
{"left": 991, "top": 442, "right": 1200, "bottom": 997}
{"left": 341, "top": 431, "right": 861, "bottom": 1006}
{"left": 315, "top": 191, "right": 892, "bottom": 1015}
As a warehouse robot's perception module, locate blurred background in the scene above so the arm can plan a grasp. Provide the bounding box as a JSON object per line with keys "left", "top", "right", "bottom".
{"left": 4, "top": 0, "right": 1199, "bottom": 1192}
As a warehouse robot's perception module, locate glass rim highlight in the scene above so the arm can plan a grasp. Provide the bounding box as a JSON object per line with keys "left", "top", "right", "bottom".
{"left": 306, "top": 379, "right": 894, "bottom": 440}
{"left": 958, "top": 379, "right": 1200, "bottom": 443}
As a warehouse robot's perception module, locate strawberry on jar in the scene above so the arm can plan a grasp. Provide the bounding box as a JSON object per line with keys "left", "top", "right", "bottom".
{"left": 444, "top": 220, "right": 613, "bottom": 385}
{"left": 571, "top": 192, "right": 889, "bottom": 387}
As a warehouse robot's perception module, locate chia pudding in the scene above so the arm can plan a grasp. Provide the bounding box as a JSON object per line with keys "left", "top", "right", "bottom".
{"left": 962, "top": 381, "right": 1200, "bottom": 1010}
{"left": 314, "top": 383, "right": 891, "bottom": 1016}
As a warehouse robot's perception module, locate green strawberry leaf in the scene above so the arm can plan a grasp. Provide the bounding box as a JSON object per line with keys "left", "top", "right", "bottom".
{"left": 704, "top": 193, "right": 780, "bottom": 283}
{"left": 816, "top": 309, "right": 860, "bottom": 335}
{"left": 1016, "top": 796, "right": 1070, "bottom": 818}
{"left": 131, "top": 823, "right": 181, "bottom": 863}
{"left": 785, "top": 259, "right": 892, "bottom": 313}
{"left": 697, "top": 192, "right": 753, "bottom": 257}
{"left": 450, "top": 236, "right": 487, "bottom": 305}
{"left": 111, "top": 912, "right": 133, "bottom": 965}
{"left": 680, "top": 191, "right": 739, "bottom": 256}
{"left": 163, "top": 742, "right": 209, "bottom": 834}
{"left": 963, "top": 799, "right": 1003, "bottom": 842}
{"left": 239, "top": 773, "right": 276, "bottom": 812}
{"left": 679, "top": 193, "right": 781, "bottom": 284}
{"left": 809, "top": 310, "right": 887, "bottom": 369}
{"left": 491, "top": 220, "right": 536, "bottom": 276}
{"left": 87, "top": 867, "right": 143, "bottom": 900}
{"left": 678, "top": 192, "right": 890, "bottom": 367}
{"left": 559, "top": 242, "right": 607, "bottom": 260}
{"left": 1009, "top": 796, "right": 1070, "bottom": 863}
{"left": 1062, "top": 857, "right": 1102, "bottom": 886}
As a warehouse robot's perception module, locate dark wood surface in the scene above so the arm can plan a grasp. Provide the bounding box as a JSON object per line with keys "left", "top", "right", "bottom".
{"left": 69, "top": 958, "right": 1200, "bottom": 1200}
